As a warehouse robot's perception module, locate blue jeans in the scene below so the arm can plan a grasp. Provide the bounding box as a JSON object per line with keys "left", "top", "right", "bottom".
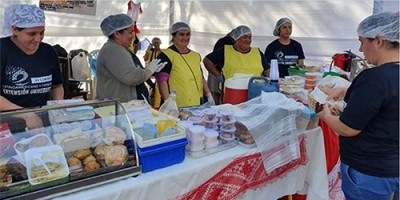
{"left": 341, "top": 163, "right": 399, "bottom": 200}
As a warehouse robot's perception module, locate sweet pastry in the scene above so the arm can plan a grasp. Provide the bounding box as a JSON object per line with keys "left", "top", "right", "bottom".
{"left": 234, "top": 121, "right": 255, "bottom": 144}
{"left": 73, "top": 149, "right": 92, "bottom": 160}
{"left": 7, "top": 158, "right": 27, "bottom": 181}
{"left": 94, "top": 144, "right": 107, "bottom": 160}
{"left": 83, "top": 161, "right": 100, "bottom": 172}
{"left": 83, "top": 155, "right": 96, "bottom": 165}
{"left": 104, "top": 145, "right": 128, "bottom": 166}
{"left": 67, "top": 157, "right": 82, "bottom": 171}
{"left": 104, "top": 126, "right": 126, "bottom": 145}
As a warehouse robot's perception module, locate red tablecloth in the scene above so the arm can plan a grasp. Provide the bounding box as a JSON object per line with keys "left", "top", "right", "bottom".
{"left": 280, "top": 120, "right": 342, "bottom": 200}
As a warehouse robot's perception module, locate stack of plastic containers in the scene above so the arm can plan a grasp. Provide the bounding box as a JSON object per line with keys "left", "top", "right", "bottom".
{"left": 304, "top": 72, "right": 317, "bottom": 91}
{"left": 182, "top": 108, "right": 236, "bottom": 152}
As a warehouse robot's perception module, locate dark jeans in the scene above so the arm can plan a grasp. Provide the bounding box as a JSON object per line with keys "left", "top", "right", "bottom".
{"left": 341, "top": 163, "right": 399, "bottom": 200}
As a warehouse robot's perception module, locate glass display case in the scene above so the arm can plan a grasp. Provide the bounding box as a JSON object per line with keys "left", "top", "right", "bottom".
{"left": 0, "top": 100, "right": 141, "bottom": 199}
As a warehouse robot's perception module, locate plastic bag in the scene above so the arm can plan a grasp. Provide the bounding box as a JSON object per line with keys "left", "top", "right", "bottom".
{"left": 159, "top": 90, "right": 179, "bottom": 118}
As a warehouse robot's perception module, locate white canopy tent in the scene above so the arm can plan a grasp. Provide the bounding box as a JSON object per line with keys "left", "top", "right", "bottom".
{"left": 0, "top": 0, "right": 398, "bottom": 66}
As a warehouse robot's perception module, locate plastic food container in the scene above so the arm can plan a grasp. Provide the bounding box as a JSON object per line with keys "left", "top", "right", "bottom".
{"left": 220, "top": 120, "right": 236, "bottom": 130}
{"left": 204, "top": 129, "right": 219, "bottom": 144}
{"left": 204, "top": 140, "right": 219, "bottom": 149}
{"left": 219, "top": 110, "right": 235, "bottom": 122}
{"left": 188, "top": 125, "right": 205, "bottom": 139}
{"left": 177, "top": 120, "right": 193, "bottom": 137}
{"left": 304, "top": 83, "right": 315, "bottom": 90}
{"left": 14, "top": 134, "right": 53, "bottom": 164}
{"left": 220, "top": 127, "right": 236, "bottom": 140}
{"left": 188, "top": 117, "right": 204, "bottom": 126}
{"left": 204, "top": 118, "right": 218, "bottom": 129}
{"left": 305, "top": 79, "right": 316, "bottom": 85}
{"left": 25, "top": 145, "right": 69, "bottom": 185}
{"left": 305, "top": 72, "right": 317, "bottom": 80}
{"left": 202, "top": 108, "right": 217, "bottom": 121}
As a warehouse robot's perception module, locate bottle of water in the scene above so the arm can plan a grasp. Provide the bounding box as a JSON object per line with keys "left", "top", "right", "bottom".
{"left": 159, "top": 90, "right": 179, "bottom": 118}
{"left": 269, "top": 59, "right": 280, "bottom": 91}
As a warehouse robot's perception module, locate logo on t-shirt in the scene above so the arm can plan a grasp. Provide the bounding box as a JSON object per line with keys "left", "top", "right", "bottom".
{"left": 3, "top": 65, "right": 52, "bottom": 96}
{"left": 5, "top": 66, "right": 29, "bottom": 86}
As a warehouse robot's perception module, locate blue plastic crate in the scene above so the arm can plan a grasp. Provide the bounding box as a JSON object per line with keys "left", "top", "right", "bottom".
{"left": 138, "top": 138, "right": 188, "bottom": 172}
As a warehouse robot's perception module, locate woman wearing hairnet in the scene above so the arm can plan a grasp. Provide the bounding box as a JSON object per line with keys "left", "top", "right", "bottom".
{"left": 203, "top": 25, "right": 269, "bottom": 90}
{"left": 155, "top": 22, "right": 213, "bottom": 108}
{"left": 96, "top": 14, "right": 166, "bottom": 102}
{"left": 318, "top": 12, "right": 399, "bottom": 200}
{"left": 264, "top": 18, "right": 305, "bottom": 77}
{"left": 0, "top": 4, "right": 64, "bottom": 129}
{"left": 144, "top": 37, "right": 162, "bottom": 108}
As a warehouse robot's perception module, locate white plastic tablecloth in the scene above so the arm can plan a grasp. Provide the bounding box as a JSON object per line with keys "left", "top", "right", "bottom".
{"left": 52, "top": 127, "right": 328, "bottom": 200}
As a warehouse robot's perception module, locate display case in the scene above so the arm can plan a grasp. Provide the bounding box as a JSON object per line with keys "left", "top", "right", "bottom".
{"left": 0, "top": 100, "right": 141, "bottom": 199}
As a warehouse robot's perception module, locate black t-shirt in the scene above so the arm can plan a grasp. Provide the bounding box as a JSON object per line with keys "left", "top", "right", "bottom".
{"left": 205, "top": 46, "right": 269, "bottom": 72}
{"left": 264, "top": 39, "right": 305, "bottom": 77}
{"left": 213, "top": 35, "right": 235, "bottom": 51}
{"left": 339, "top": 62, "right": 399, "bottom": 177}
{"left": 0, "top": 37, "right": 63, "bottom": 108}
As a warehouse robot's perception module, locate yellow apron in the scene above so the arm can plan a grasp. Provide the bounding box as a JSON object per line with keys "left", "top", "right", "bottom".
{"left": 162, "top": 49, "right": 203, "bottom": 108}
{"left": 223, "top": 46, "right": 264, "bottom": 80}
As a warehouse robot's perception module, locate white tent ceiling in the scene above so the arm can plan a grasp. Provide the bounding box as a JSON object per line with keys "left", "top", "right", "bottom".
{"left": 1, "top": 0, "right": 399, "bottom": 66}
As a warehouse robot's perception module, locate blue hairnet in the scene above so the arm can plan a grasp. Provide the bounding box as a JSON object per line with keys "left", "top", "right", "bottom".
{"left": 100, "top": 14, "right": 133, "bottom": 37}
{"left": 357, "top": 11, "right": 399, "bottom": 43}
{"left": 231, "top": 25, "right": 252, "bottom": 41}
{"left": 170, "top": 22, "right": 191, "bottom": 35}
{"left": 3, "top": 4, "right": 45, "bottom": 37}
{"left": 273, "top": 18, "right": 292, "bottom": 36}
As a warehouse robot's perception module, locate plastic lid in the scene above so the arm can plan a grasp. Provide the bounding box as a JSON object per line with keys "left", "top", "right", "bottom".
{"left": 204, "top": 129, "right": 219, "bottom": 138}
{"left": 188, "top": 116, "right": 203, "bottom": 124}
{"left": 177, "top": 120, "right": 193, "bottom": 128}
{"left": 203, "top": 108, "right": 217, "bottom": 115}
{"left": 189, "top": 125, "right": 205, "bottom": 134}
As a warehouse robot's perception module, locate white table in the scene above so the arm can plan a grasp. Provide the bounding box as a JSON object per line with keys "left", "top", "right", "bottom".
{"left": 53, "top": 128, "right": 328, "bottom": 200}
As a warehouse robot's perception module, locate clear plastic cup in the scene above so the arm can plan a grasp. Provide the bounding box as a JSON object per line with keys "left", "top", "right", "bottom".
{"left": 219, "top": 110, "right": 234, "bottom": 122}
{"left": 188, "top": 116, "right": 204, "bottom": 126}
{"left": 177, "top": 120, "right": 194, "bottom": 137}
{"left": 305, "top": 79, "right": 316, "bottom": 85}
{"left": 220, "top": 120, "right": 236, "bottom": 130}
{"left": 220, "top": 127, "right": 236, "bottom": 140}
{"left": 204, "top": 129, "right": 219, "bottom": 144}
{"left": 203, "top": 108, "right": 217, "bottom": 121}
{"left": 188, "top": 125, "right": 205, "bottom": 139}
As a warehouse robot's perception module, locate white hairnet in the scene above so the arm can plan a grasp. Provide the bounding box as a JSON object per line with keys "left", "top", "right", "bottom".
{"left": 273, "top": 18, "right": 292, "bottom": 36}
{"left": 170, "top": 22, "right": 191, "bottom": 35}
{"left": 357, "top": 11, "right": 399, "bottom": 43}
{"left": 100, "top": 14, "right": 133, "bottom": 37}
{"left": 152, "top": 37, "right": 161, "bottom": 43}
{"left": 231, "top": 25, "right": 252, "bottom": 41}
{"left": 2, "top": 4, "right": 45, "bottom": 37}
